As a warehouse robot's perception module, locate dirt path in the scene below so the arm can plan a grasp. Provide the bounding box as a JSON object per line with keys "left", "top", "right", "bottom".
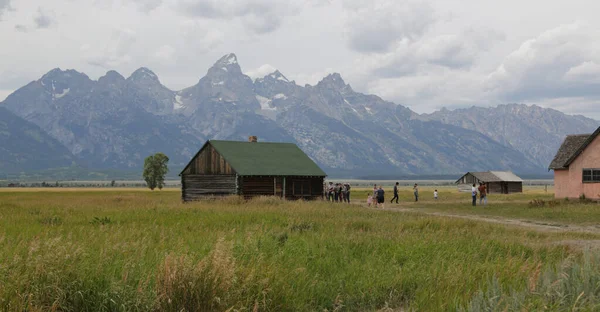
{"left": 375, "top": 206, "right": 600, "bottom": 234}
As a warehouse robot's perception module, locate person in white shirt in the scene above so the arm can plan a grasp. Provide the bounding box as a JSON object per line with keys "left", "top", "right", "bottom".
{"left": 434, "top": 190, "right": 438, "bottom": 200}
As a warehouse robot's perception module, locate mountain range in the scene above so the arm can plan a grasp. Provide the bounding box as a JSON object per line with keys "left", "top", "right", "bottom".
{"left": 1, "top": 53, "right": 598, "bottom": 177}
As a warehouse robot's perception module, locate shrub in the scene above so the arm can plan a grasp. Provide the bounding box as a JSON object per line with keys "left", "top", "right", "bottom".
{"left": 528, "top": 199, "right": 546, "bottom": 208}
{"left": 548, "top": 200, "right": 561, "bottom": 207}
{"left": 90, "top": 216, "right": 112, "bottom": 225}
{"left": 289, "top": 221, "right": 315, "bottom": 233}
{"left": 38, "top": 216, "right": 62, "bottom": 226}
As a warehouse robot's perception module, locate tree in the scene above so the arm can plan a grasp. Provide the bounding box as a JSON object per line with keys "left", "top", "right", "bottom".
{"left": 143, "top": 153, "right": 169, "bottom": 190}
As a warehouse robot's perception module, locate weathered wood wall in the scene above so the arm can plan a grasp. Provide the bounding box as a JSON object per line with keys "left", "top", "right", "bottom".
{"left": 507, "top": 182, "right": 523, "bottom": 194}
{"left": 240, "top": 176, "right": 276, "bottom": 198}
{"left": 457, "top": 173, "right": 478, "bottom": 185}
{"left": 238, "top": 176, "right": 324, "bottom": 200}
{"left": 182, "top": 144, "right": 235, "bottom": 175}
{"left": 487, "top": 182, "right": 523, "bottom": 194}
{"left": 285, "top": 177, "right": 324, "bottom": 200}
{"left": 181, "top": 175, "right": 237, "bottom": 201}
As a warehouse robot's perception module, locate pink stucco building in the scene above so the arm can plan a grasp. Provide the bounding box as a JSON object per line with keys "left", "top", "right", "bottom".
{"left": 549, "top": 127, "right": 600, "bottom": 199}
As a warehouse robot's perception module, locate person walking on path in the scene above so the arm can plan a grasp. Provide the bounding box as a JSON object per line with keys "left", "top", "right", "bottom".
{"left": 478, "top": 182, "right": 487, "bottom": 206}
{"left": 434, "top": 189, "right": 438, "bottom": 200}
{"left": 471, "top": 183, "right": 477, "bottom": 206}
{"left": 344, "top": 183, "right": 351, "bottom": 203}
{"left": 376, "top": 186, "right": 385, "bottom": 209}
{"left": 391, "top": 182, "right": 399, "bottom": 204}
{"left": 373, "top": 184, "right": 378, "bottom": 208}
{"left": 413, "top": 184, "right": 419, "bottom": 202}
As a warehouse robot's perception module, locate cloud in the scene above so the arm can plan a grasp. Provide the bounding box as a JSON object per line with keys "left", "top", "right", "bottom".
{"left": 484, "top": 21, "right": 600, "bottom": 102}
{"left": 352, "top": 27, "right": 503, "bottom": 81}
{"left": 87, "top": 28, "right": 138, "bottom": 68}
{"left": 178, "top": 20, "right": 225, "bottom": 53}
{"left": 14, "top": 24, "right": 27, "bottom": 32}
{"left": 174, "top": 0, "right": 302, "bottom": 34}
{"left": 0, "top": 0, "right": 11, "bottom": 19}
{"left": 245, "top": 64, "right": 278, "bottom": 79}
{"left": 343, "top": 0, "right": 437, "bottom": 53}
{"left": 34, "top": 8, "right": 55, "bottom": 29}
{"left": 130, "top": 0, "right": 163, "bottom": 12}
{"left": 153, "top": 45, "right": 176, "bottom": 63}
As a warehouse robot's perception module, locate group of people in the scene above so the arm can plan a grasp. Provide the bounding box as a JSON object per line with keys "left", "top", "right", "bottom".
{"left": 366, "top": 183, "right": 437, "bottom": 208}
{"left": 324, "top": 182, "right": 446, "bottom": 207}
{"left": 471, "top": 182, "right": 487, "bottom": 206}
{"left": 325, "top": 182, "right": 351, "bottom": 203}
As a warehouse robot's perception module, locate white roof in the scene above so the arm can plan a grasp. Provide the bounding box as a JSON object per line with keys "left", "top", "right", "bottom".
{"left": 489, "top": 171, "right": 523, "bottom": 182}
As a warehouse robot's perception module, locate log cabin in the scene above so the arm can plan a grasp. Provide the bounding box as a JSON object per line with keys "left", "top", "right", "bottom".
{"left": 455, "top": 171, "right": 523, "bottom": 194}
{"left": 180, "top": 136, "right": 327, "bottom": 201}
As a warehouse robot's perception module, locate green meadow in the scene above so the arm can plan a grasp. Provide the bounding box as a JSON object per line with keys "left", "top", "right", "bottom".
{"left": 1, "top": 190, "right": 599, "bottom": 311}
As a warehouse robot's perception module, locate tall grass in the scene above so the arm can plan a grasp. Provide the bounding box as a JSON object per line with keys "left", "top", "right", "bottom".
{"left": 462, "top": 251, "right": 600, "bottom": 311}
{"left": 0, "top": 191, "right": 598, "bottom": 311}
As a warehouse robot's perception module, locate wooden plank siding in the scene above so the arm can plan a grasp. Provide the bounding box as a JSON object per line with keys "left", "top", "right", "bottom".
{"left": 182, "top": 144, "right": 235, "bottom": 175}
{"left": 238, "top": 176, "right": 324, "bottom": 200}
{"left": 240, "top": 177, "right": 276, "bottom": 198}
{"left": 181, "top": 175, "right": 237, "bottom": 201}
{"left": 507, "top": 182, "right": 523, "bottom": 194}
{"left": 285, "top": 177, "right": 324, "bottom": 200}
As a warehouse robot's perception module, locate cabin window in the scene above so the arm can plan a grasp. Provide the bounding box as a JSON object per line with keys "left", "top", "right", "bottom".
{"left": 293, "top": 180, "right": 311, "bottom": 196}
{"left": 583, "top": 169, "right": 600, "bottom": 182}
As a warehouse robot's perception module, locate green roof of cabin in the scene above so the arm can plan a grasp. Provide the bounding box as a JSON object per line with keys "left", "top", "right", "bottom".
{"left": 184, "top": 140, "right": 327, "bottom": 177}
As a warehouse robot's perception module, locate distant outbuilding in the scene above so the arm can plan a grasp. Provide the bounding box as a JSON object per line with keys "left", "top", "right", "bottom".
{"left": 180, "top": 136, "right": 327, "bottom": 201}
{"left": 549, "top": 126, "right": 600, "bottom": 199}
{"left": 455, "top": 171, "right": 523, "bottom": 194}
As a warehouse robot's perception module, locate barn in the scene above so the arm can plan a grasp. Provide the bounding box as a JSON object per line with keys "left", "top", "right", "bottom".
{"left": 455, "top": 171, "right": 523, "bottom": 194}
{"left": 179, "top": 137, "right": 327, "bottom": 201}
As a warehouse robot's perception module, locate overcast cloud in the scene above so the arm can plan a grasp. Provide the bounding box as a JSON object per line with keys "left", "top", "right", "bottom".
{"left": 1, "top": 0, "right": 600, "bottom": 119}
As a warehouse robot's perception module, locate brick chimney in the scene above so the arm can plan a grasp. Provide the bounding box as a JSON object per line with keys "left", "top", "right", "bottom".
{"left": 248, "top": 136, "right": 258, "bottom": 142}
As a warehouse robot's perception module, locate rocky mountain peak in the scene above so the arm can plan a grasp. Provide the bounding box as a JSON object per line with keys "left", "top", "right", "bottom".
{"left": 40, "top": 68, "right": 88, "bottom": 82}
{"left": 217, "top": 53, "right": 238, "bottom": 65}
{"left": 98, "top": 70, "right": 125, "bottom": 85}
{"left": 128, "top": 67, "right": 160, "bottom": 83}
{"left": 318, "top": 73, "right": 349, "bottom": 90}
{"left": 208, "top": 53, "right": 242, "bottom": 75}
{"left": 264, "top": 70, "right": 290, "bottom": 83}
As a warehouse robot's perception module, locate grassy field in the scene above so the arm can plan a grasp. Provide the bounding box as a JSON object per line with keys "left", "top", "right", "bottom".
{"left": 1, "top": 190, "right": 600, "bottom": 311}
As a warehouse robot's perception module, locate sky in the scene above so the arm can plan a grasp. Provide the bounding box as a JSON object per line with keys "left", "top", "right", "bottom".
{"left": 1, "top": 0, "right": 600, "bottom": 119}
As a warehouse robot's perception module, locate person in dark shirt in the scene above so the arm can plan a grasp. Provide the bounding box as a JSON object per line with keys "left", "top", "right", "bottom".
{"left": 413, "top": 184, "right": 419, "bottom": 202}
{"left": 478, "top": 182, "right": 487, "bottom": 206}
{"left": 376, "top": 186, "right": 385, "bottom": 209}
{"left": 390, "top": 182, "right": 399, "bottom": 204}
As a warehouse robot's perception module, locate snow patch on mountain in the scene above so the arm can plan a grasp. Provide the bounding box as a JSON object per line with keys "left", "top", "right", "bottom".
{"left": 256, "top": 95, "right": 276, "bottom": 111}
{"left": 174, "top": 95, "right": 185, "bottom": 110}
{"left": 54, "top": 88, "right": 70, "bottom": 99}
{"left": 225, "top": 54, "right": 237, "bottom": 65}
{"left": 273, "top": 93, "right": 287, "bottom": 100}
